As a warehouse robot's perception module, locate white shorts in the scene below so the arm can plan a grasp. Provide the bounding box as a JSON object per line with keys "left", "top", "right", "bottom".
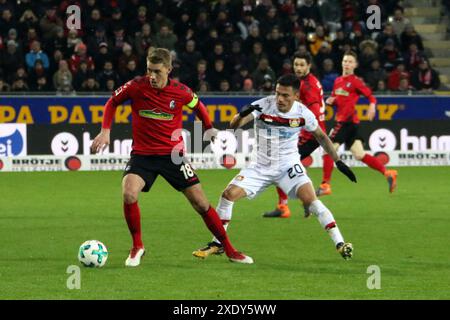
{"left": 229, "top": 162, "right": 312, "bottom": 200}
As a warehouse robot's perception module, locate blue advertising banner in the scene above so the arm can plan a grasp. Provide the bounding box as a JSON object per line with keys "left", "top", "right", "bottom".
{"left": 1, "top": 95, "right": 449, "bottom": 124}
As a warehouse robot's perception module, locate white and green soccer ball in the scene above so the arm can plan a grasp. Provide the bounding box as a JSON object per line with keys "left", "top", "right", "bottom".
{"left": 78, "top": 240, "right": 108, "bottom": 268}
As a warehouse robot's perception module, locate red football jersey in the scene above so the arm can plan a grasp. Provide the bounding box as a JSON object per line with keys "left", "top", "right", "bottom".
{"left": 299, "top": 72, "right": 326, "bottom": 141}
{"left": 102, "top": 76, "right": 199, "bottom": 155}
{"left": 331, "top": 74, "right": 377, "bottom": 124}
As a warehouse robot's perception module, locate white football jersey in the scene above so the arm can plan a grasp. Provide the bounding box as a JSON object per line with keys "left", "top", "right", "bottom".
{"left": 250, "top": 95, "right": 318, "bottom": 169}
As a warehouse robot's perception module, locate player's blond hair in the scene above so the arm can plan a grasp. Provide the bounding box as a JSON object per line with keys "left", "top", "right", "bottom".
{"left": 147, "top": 48, "right": 172, "bottom": 67}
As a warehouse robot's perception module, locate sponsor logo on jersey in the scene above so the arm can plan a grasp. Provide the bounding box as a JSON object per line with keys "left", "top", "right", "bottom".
{"left": 139, "top": 109, "right": 174, "bottom": 120}
{"left": 335, "top": 88, "right": 350, "bottom": 96}
{"left": 235, "top": 175, "right": 244, "bottom": 181}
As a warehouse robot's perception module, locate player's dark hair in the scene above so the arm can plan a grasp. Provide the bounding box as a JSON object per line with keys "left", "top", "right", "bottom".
{"left": 277, "top": 74, "right": 300, "bottom": 89}
{"left": 292, "top": 51, "right": 312, "bottom": 65}
{"left": 147, "top": 47, "right": 172, "bottom": 67}
{"left": 343, "top": 50, "right": 358, "bottom": 61}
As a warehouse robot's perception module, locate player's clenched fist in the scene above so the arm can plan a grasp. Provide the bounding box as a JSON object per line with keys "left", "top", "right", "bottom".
{"left": 91, "top": 129, "right": 110, "bottom": 154}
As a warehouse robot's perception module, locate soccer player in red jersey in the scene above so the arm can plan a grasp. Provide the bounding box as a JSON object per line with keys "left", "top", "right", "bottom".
{"left": 263, "top": 52, "right": 331, "bottom": 218}
{"left": 90, "top": 48, "right": 253, "bottom": 266}
{"left": 317, "top": 51, "right": 398, "bottom": 196}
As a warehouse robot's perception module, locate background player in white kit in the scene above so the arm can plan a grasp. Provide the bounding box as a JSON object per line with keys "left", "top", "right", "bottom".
{"left": 193, "top": 75, "right": 357, "bottom": 261}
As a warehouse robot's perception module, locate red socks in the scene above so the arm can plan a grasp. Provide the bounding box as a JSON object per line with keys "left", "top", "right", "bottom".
{"left": 201, "top": 206, "right": 236, "bottom": 256}
{"left": 124, "top": 202, "right": 143, "bottom": 248}
{"left": 276, "top": 187, "right": 288, "bottom": 205}
{"left": 322, "top": 154, "right": 334, "bottom": 184}
{"left": 362, "top": 154, "right": 386, "bottom": 174}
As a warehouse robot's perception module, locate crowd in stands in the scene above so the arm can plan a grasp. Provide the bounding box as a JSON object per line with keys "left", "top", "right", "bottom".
{"left": 0, "top": 0, "right": 443, "bottom": 94}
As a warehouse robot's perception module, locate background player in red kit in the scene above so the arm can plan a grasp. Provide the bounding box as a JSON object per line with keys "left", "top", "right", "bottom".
{"left": 317, "top": 51, "right": 398, "bottom": 196}
{"left": 91, "top": 48, "right": 253, "bottom": 266}
{"left": 263, "top": 52, "right": 332, "bottom": 218}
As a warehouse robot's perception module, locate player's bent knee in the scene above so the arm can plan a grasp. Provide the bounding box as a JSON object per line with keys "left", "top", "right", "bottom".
{"left": 222, "top": 186, "right": 245, "bottom": 202}
{"left": 296, "top": 183, "right": 317, "bottom": 207}
{"left": 122, "top": 189, "right": 139, "bottom": 204}
{"left": 350, "top": 140, "right": 365, "bottom": 160}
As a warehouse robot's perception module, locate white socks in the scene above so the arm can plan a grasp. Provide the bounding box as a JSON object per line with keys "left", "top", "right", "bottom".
{"left": 308, "top": 200, "right": 344, "bottom": 246}
{"left": 212, "top": 197, "right": 234, "bottom": 244}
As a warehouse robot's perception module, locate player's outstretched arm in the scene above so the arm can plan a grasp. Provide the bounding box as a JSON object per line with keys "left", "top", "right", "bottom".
{"left": 312, "top": 127, "right": 357, "bottom": 183}
{"left": 230, "top": 104, "right": 260, "bottom": 129}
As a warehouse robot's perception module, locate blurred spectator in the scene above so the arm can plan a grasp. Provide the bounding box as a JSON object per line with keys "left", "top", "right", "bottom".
{"left": 288, "top": 27, "right": 308, "bottom": 53}
{"left": 219, "top": 78, "right": 231, "bottom": 92}
{"left": 53, "top": 60, "right": 73, "bottom": 93}
{"left": 242, "top": 77, "right": 254, "bottom": 93}
{"left": 207, "top": 42, "right": 228, "bottom": 69}
{"left": 194, "top": 9, "right": 211, "bottom": 41}
{"left": 18, "top": 9, "right": 38, "bottom": 36}
{"left": 247, "top": 41, "right": 268, "bottom": 72}
{"left": 259, "top": 6, "right": 281, "bottom": 36}
{"left": 379, "top": 39, "right": 401, "bottom": 71}
{"left": 387, "top": 62, "right": 410, "bottom": 91}
{"left": 0, "top": 8, "right": 16, "bottom": 38}
{"left": 66, "top": 29, "right": 82, "bottom": 53}
{"left": 398, "top": 77, "right": 411, "bottom": 92}
{"left": 73, "top": 61, "right": 93, "bottom": 91}
{"left": 298, "top": 0, "right": 323, "bottom": 33}
{"left": 86, "top": 26, "right": 110, "bottom": 56}
{"left": 11, "top": 77, "right": 29, "bottom": 91}
{"left": 197, "top": 80, "right": 210, "bottom": 93}
{"left": 39, "top": 5, "right": 63, "bottom": 42}
{"left": 403, "top": 43, "right": 426, "bottom": 71}
{"left": 243, "top": 25, "right": 264, "bottom": 54}
{"left": 260, "top": 74, "right": 274, "bottom": 93}
{"left": 231, "top": 66, "right": 251, "bottom": 91}
{"left": 189, "top": 59, "right": 209, "bottom": 92}
{"left": 25, "top": 40, "right": 50, "bottom": 71}
{"left": 375, "top": 23, "right": 400, "bottom": 49}
{"left": 319, "top": 0, "right": 342, "bottom": 32}
{"left": 390, "top": 7, "right": 410, "bottom": 36}
{"left": 320, "top": 58, "right": 339, "bottom": 92}
{"left": 128, "top": 5, "right": 150, "bottom": 37}
{"left": 69, "top": 42, "right": 95, "bottom": 74}
{"left": 120, "top": 59, "right": 139, "bottom": 83}
{"left": 0, "top": 77, "right": 10, "bottom": 91}
{"left": 1, "top": 40, "right": 23, "bottom": 81}
{"left": 94, "top": 42, "right": 113, "bottom": 74}
{"left": 28, "top": 59, "right": 48, "bottom": 87}
{"left": 117, "top": 43, "right": 139, "bottom": 76}
{"left": 105, "top": 78, "right": 116, "bottom": 92}
{"left": 251, "top": 58, "right": 276, "bottom": 90}
{"left": 315, "top": 41, "right": 336, "bottom": 72}
{"left": 32, "top": 75, "right": 51, "bottom": 91}
{"left": 179, "top": 40, "right": 203, "bottom": 80}
{"left": 271, "top": 44, "right": 291, "bottom": 76}
{"left": 134, "top": 23, "right": 154, "bottom": 58}
{"left": 400, "top": 24, "right": 424, "bottom": 52}
{"left": 358, "top": 39, "right": 379, "bottom": 76}
{"left": 228, "top": 40, "right": 248, "bottom": 73}
{"left": 365, "top": 59, "right": 387, "bottom": 90}
{"left": 46, "top": 26, "right": 68, "bottom": 57}
{"left": 376, "top": 79, "right": 387, "bottom": 92}
{"left": 236, "top": 10, "right": 259, "bottom": 40}
{"left": 85, "top": 8, "right": 105, "bottom": 36}
{"left": 80, "top": 76, "right": 100, "bottom": 92}
{"left": 97, "top": 60, "right": 120, "bottom": 91}
{"left": 154, "top": 24, "right": 178, "bottom": 51}
{"left": 111, "top": 25, "right": 128, "bottom": 55}
{"left": 207, "top": 59, "right": 230, "bottom": 91}
{"left": 410, "top": 59, "right": 440, "bottom": 92}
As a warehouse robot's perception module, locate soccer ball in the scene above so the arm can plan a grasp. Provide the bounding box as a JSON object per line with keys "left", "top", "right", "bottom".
{"left": 78, "top": 240, "right": 108, "bottom": 268}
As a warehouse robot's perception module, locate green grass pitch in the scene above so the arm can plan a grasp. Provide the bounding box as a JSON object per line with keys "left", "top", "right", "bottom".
{"left": 1, "top": 167, "right": 449, "bottom": 299}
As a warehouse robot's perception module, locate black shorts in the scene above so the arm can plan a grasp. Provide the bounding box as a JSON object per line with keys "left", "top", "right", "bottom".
{"left": 298, "top": 139, "right": 320, "bottom": 160}
{"left": 329, "top": 122, "right": 364, "bottom": 147}
{"left": 123, "top": 154, "right": 200, "bottom": 192}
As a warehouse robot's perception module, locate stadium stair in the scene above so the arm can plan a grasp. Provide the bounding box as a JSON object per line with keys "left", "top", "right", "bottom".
{"left": 405, "top": 0, "right": 450, "bottom": 89}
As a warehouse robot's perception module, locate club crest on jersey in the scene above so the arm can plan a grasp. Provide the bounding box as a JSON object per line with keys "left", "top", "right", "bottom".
{"left": 139, "top": 109, "right": 174, "bottom": 120}
{"left": 169, "top": 100, "right": 176, "bottom": 109}
{"left": 346, "top": 82, "right": 352, "bottom": 88}
{"left": 289, "top": 119, "right": 300, "bottom": 127}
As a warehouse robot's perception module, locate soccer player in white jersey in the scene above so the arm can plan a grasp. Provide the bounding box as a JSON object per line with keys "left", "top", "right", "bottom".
{"left": 192, "top": 74, "right": 357, "bottom": 261}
